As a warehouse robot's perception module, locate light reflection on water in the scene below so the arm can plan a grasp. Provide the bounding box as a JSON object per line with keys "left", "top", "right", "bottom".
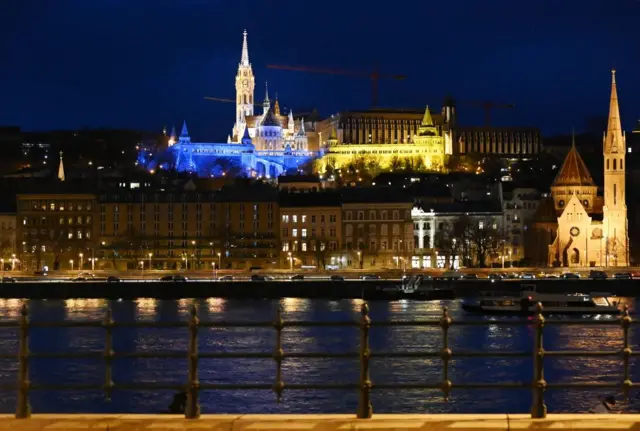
{"left": 0, "top": 297, "right": 635, "bottom": 414}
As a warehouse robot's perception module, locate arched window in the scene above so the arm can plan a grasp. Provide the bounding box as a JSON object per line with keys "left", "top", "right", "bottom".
{"left": 613, "top": 159, "right": 617, "bottom": 170}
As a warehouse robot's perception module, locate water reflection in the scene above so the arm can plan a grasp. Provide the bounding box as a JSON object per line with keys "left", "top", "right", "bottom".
{"left": 206, "top": 297, "right": 225, "bottom": 314}
{"left": 135, "top": 298, "right": 157, "bottom": 318}
{"left": 0, "top": 299, "right": 24, "bottom": 319}
{"left": 0, "top": 297, "right": 635, "bottom": 415}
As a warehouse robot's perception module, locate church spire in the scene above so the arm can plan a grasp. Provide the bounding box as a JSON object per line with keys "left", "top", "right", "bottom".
{"left": 170, "top": 125, "right": 177, "bottom": 140}
{"left": 240, "top": 29, "right": 250, "bottom": 66}
{"left": 274, "top": 93, "right": 281, "bottom": 116}
{"left": 58, "top": 151, "right": 65, "bottom": 182}
{"left": 264, "top": 81, "right": 270, "bottom": 104}
{"left": 180, "top": 120, "right": 189, "bottom": 137}
{"left": 604, "top": 69, "right": 623, "bottom": 153}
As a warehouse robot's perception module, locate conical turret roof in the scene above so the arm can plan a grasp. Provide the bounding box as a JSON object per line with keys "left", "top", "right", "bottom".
{"left": 261, "top": 104, "right": 281, "bottom": 127}
{"left": 552, "top": 140, "right": 595, "bottom": 187}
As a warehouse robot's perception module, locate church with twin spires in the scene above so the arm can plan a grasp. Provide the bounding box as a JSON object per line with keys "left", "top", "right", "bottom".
{"left": 546, "top": 70, "right": 628, "bottom": 267}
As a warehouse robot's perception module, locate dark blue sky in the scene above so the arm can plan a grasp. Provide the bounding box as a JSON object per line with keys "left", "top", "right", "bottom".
{"left": 1, "top": 0, "right": 639, "bottom": 139}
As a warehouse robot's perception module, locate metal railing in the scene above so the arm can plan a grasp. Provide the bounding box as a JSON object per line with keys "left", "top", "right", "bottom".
{"left": 1, "top": 302, "right": 635, "bottom": 419}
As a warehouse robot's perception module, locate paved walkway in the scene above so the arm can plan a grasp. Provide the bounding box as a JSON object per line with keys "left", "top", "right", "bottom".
{"left": 0, "top": 414, "right": 638, "bottom": 430}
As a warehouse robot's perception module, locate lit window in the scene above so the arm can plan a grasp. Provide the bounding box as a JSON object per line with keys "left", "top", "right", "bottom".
{"left": 302, "top": 229, "right": 307, "bottom": 238}
{"left": 301, "top": 215, "right": 307, "bottom": 223}
{"left": 479, "top": 221, "right": 484, "bottom": 230}
{"left": 292, "top": 215, "right": 298, "bottom": 223}
{"left": 292, "top": 229, "right": 298, "bottom": 237}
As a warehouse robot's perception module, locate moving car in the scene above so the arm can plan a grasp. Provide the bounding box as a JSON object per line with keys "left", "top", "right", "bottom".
{"left": 160, "top": 275, "right": 188, "bottom": 282}
{"left": 290, "top": 274, "right": 304, "bottom": 281}
{"left": 589, "top": 270, "right": 608, "bottom": 280}
{"left": 561, "top": 272, "right": 580, "bottom": 280}
{"left": 218, "top": 275, "right": 234, "bottom": 281}
{"left": 360, "top": 274, "right": 380, "bottom": 280}
{"left": 330, "top": 275, "right": 345, "bottom": 282}
{"left": 106, "top": 276, "right": 121, "bottom": 283}
{"left": 614, "top": 272, "right": 632, "bottom": 280}
{"left": 1, "top": 277, "right": 16, "bottom": 283}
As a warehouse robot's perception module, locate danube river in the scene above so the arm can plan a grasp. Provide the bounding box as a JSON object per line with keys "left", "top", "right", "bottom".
{"left": 0, "top": 297, "right": 636, "bottom": 414}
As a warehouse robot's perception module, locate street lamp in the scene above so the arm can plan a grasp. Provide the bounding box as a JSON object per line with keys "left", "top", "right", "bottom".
{"left": 79, "top": 253, "right": 83, "bottom": 272}
{"left": 217, "top": 252, "right": 221, "bottom": 271}
{"left": 357, "top": 251, "right": 362, "bottom": 269}
{"left": 89, "top": 257, "right": 98, "bottom": 271}
{"left": 69, "top": 259, "right": 74, "bottom": 271}
{"left": 1, "top": 258, "right": 4, "bottom": 276}
{"left": 11, "top": 254, "right": 16, "bottom": 271}
{"left": 508, "top": 249, "right": 512, "bottom": 268}
{"left": 212, "top": 261, "right": 217, "bottom": 280}
{"left": 140, "top": 260, "right": 144, "bottom": 276}
{"left": 288, "top": 252, "right": 293, "bottom": 271}
{"left": 148, "top": 253, "right": 152, "bottom": 270}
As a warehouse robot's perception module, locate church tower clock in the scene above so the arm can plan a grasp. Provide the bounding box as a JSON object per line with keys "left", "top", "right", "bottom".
{"left": 234, "top": 30, "right": 255, "bottom": 141}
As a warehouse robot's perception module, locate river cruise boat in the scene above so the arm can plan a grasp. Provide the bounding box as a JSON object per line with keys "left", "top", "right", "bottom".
{"left": 462, "top": 288, "right": 620, "bottom": 315}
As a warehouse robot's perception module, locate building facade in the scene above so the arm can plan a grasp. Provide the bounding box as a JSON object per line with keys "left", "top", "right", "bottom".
{"left": 279, "top": 193, "right": 342, "bottom": 269}
{"left": 502, "top": 187, "right": 542, "bottom": 264}
{"left": 342, "top": 189, "right": 414, "bottom": 270}
{"left": 412, "top": 202, "right": 503, "bottom": 269}
{"left": 17, "top": 193, "right": 97, "bottom": 271}
{"left": 96, "top": 185, "right": 279, "bottom": 271}
{"left": 456, "top": 127, "right": 541, "bottom": 157}
{"left": 547, "top": 70, "right": 629, "bottom": 267}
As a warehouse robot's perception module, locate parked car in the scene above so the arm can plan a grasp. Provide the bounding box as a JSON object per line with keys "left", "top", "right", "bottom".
{"left": 78, "top": 272, "right": 95, "bottom": 278}
{"left": 72, "top": 277, "right": 88, "bottom": 282}
{"left": 106, "top": 276, "right": 121, "bottom": 283}
{"left": 250, "top": 274, "right": 272, "bottom": 281}
{"left": 160, "top": 275, "right": 188, "bottom": 282}
{"left": 33, "top": 270, "right": 47, "bottom": 276}
{"left": 330, "top": 275, "right": 345, "bottom": 282}
{"left": 561, "top": 272, "right": 580, "bottom": 280}
{"left": 589, "top": 270, "right": 608, "bottom": 280}
{"left": 614, "top": 272, "right": 632, "bottom": 280}
{"left": 488, "top": 273, "right": 503, "bottom": 280}
{"left": 442, "top": 271, "right": 463, "bottom": 280}
{"left": 1, "top": 277, "right": 16, "bottom": 283}
{"left": 360, "top": 274, "right": 380, "bottom": 280}
{"left": 218, "top": 275, "right": 234, "bottom": 281}
{"left": 520, "top": 273, "right": 536, "bottom": 279}
{"left": 290, "top": 274, "right": 304, "bottom": 281}
{"left": 461, "top": 274, "right": 478, "bottom": 280}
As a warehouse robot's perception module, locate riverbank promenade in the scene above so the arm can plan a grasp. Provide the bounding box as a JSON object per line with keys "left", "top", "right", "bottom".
{"left": 1, "top": 413, "right": 640, "bottom": 430}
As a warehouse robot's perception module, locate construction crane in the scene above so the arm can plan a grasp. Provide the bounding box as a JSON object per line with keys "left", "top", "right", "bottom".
{"left": 456, "top": 100, "right": 515, "bottom": 126}
{"left": 266, "top": 64, "right": 407, "bottom": 107}
{"left": 204, "top": 96, "right": 263, "bottom": 107}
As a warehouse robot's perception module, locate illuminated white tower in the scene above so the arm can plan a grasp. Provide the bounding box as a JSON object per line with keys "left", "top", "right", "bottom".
{"left": 602, "top": 69, "right": 629, "bottom": 266}
{"left": 233, "top": 30, "right": 255, "bottom": 140}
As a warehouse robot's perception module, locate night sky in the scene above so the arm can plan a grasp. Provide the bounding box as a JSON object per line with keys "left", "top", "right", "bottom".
{"left": 1, "top": 0, "right": 639, "bottom": 139}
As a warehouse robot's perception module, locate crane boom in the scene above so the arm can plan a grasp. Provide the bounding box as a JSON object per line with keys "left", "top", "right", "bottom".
{"left": 266, "top": 64, "right": 407, "bottom": 107}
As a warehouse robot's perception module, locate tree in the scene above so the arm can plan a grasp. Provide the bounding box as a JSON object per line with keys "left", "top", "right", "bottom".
{"left": 468, "top": 217, "right": 502, "bottom": 268}
{"left": 313, "top": 238, "right": 331, "bottom": 270}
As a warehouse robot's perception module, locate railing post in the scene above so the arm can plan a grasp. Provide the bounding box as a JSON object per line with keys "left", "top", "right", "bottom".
{"left": 185, "top": 303, "right": 200, "bottom": 419}
{"left": 357, "top": 303, "right": 372, "bottom": 419}
{"left": 531, "top": 302, "right": 547, "bottom": 418}
{"left": 439, "top": 306, "right": 453, "bottom": 401}
{"left": 620, "top": 305, "right": 632, "bottom": 401}
{"left": 272, "top": 306, "right": 285, "bottom": 402}
{"left": 16, "top": 302, "right": 30, "bottom": 418}
{"left": 103, "top": 305, "right": 114, "bottom": 401}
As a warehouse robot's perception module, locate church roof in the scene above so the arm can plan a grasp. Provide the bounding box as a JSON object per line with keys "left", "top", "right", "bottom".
{"left": 261, "top": 105, "right": 281, "bottom": 127}
{"left": 551, "top": 143, "right": 595, "bottom": 187}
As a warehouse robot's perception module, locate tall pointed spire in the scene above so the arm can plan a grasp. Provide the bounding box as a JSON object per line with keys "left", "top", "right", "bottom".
{"left": 288, "top": 109, "right": 294, "bottom": 126}
{"left": 421, "top": 105, "right": 434, "bottom": 126}
{"left": 264, "top": 81, "right": 270, "bottom": 104}
{"left": 58, "top": 151, "right": 65, "bottom": 182}
{"left": 180, "top": 120, "right": 189, "bottom": 137}
{"left": 170, "top": 125, "right": 177, "bottom": 140}
{"left": 300, "top": 117, "right": 305, "bottom": 133}
{"left": 274, "top": 93, "right": 281, "bottom": 116}
{"left": 240, "top": 29, "right": 250, "bottom": 66}
{"left": 604, "top": 69, "right": 623, "bottom": 153}
{"left": 571, "top": 127, "right": 576, "bottom": 148}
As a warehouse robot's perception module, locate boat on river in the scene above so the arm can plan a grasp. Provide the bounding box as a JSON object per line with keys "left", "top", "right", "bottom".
{"left": 462, "top": 286, "right": 620, "bottom": 315}
{"left": 366, "top": 275, "right": 455, "bottom": 300}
